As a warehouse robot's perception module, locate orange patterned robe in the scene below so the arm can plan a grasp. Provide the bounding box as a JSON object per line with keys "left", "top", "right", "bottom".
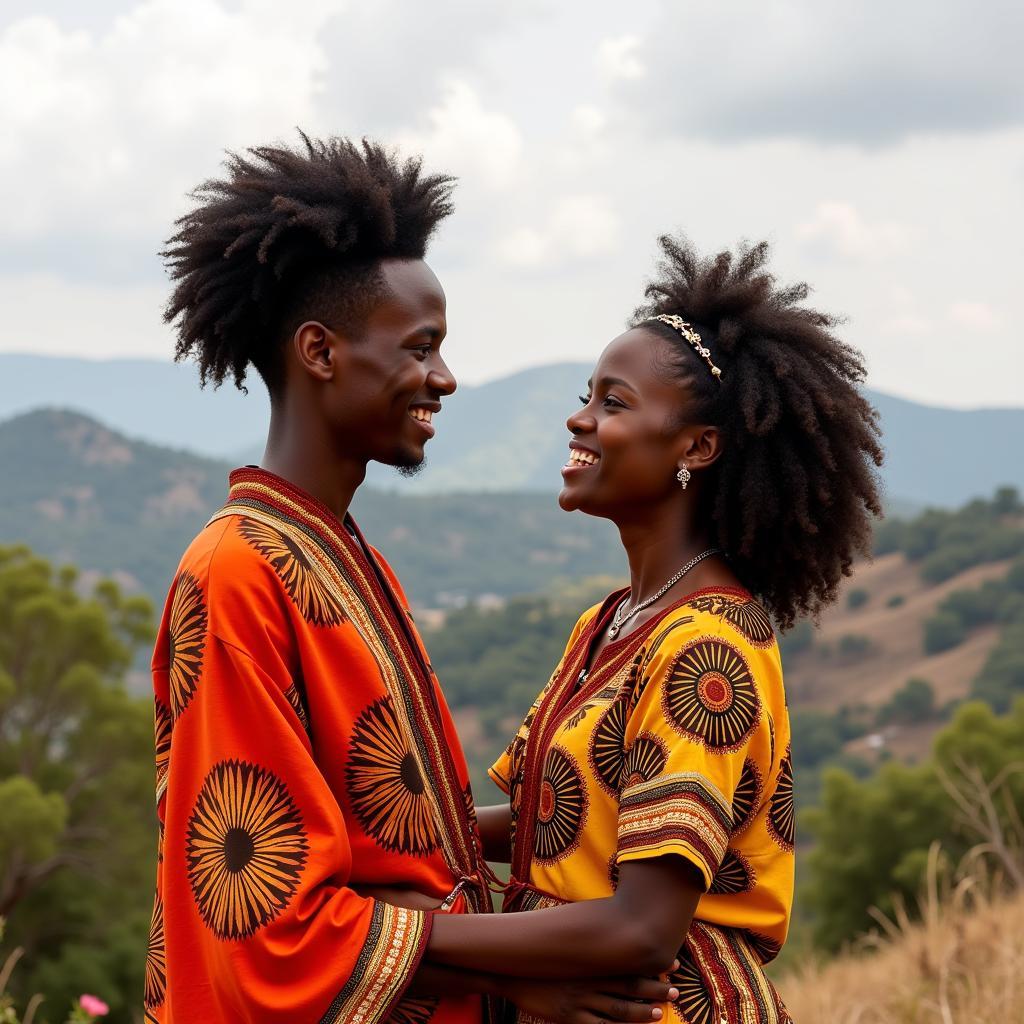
{"left": 490, "top": 589, "right": 794, "bottom": 1024}
{"left": 147, "top": 468, "right": 488, "bottom": 1024}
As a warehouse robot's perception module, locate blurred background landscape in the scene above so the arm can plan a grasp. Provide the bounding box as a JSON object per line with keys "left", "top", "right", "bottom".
{"left": 2, "top": 0, "right": 1023, "bottom": 1020}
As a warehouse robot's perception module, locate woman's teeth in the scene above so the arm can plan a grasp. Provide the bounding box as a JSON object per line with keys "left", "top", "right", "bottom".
{"left": 410, "top": 408, "right": 433, "bottom": 424}
{"left": 568, "top": 449, "right": 599, "bottom": 466}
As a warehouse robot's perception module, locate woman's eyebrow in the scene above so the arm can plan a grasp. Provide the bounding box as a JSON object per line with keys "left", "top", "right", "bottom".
{"left": 595, "top": 375, "right": 636, "bottom": 392}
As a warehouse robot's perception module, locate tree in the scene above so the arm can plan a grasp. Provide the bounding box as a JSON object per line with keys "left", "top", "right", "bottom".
{"left": 0, "top": 545, "right": 155, "bottom": 1021}
{"left": 876, "top": 678, "right": 936, "bottom": 726}
{"left": 802, "top": 698, "right": 1024, "bottom": 952}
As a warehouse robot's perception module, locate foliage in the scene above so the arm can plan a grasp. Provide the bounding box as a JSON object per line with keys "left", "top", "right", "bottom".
{"left": 876, "top": 678, "right": 936, "bottom": 726}
{"left": 0, "top": 546, "right": 154, "bottom": 1023}
{"left": 802, "top": 698, "right": 1024, "bottom": 952}
{"left": 920, "top": 555, "right": 1024, "bottom": 665}
{"left": 835, "top": 633, "right": 872, "bottom": 661}
{"left": 873, "top": 487, "right": 1023, "bottom": 583}
{"left": 778, "top": 620, "right": 814, "bottom": 661}
{"left": 846, "top": 588, "right": 869, "bottom": 610}
{"left": 886, "top": 593, "right": 905, "bottom": 608}
{"left": 971, "top": 619, "right": 1024, "bottom": 712}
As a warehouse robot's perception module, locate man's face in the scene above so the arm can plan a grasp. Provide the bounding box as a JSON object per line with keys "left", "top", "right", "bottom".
{"left": 326, "top": 259, "right": 455, "bottom": 471}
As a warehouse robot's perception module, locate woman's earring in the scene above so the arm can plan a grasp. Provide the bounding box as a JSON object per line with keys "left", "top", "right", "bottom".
{"left": 676, "top": 465, "right": 691, "bottom": 490}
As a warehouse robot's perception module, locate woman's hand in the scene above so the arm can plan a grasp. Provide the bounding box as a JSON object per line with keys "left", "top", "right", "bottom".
{"left": 500, "top": 974, "right": 679, "bottom": 1024}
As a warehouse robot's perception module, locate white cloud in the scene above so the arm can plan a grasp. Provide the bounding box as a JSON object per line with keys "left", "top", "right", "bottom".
{"left": 622, "top": 0, "right": 1024, "bottom": 143}
{"left": 494, "top": 194, "right": 620, "bottom": 269}
{"left": 881, "top": 314, "right": 931, "bottom": 336}
{"left": 0, "top": 0, "right": 334, "bottom": 257}
{"left": 596, "top": 34, "right": 645, "bottom": 80}
{"left": 399, "top": 79, "right": 523, "bottom": 192}
{"left": 948, "top": 302, "right": 1002, "bottom": 331}
{"left": 796, "top": 201, "right": 910, "bottom": 260}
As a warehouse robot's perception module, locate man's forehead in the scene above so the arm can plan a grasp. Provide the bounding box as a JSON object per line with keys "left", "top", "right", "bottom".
{"left": 379, "top": 259, "right": 446, "bottom": 311}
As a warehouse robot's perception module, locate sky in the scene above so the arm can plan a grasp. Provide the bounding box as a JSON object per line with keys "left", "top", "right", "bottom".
{"left": 1, "top": 0, "right": 1022, "bottom": 409}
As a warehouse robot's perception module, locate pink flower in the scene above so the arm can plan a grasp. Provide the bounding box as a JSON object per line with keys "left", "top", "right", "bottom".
{"left": 79, "top": 994, "right": 109, "bottom": 1017}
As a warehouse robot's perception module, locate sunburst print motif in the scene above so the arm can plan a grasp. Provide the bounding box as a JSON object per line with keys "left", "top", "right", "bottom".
{"left": 745, "top": 930, "right": 782, "bottom": 965}
{"left": 168, "top": 570, "right": 207, "bottom": 719}
{"left": 144, "top": 892, "right": 166, "bottom": 1010}
{"left": 284, "top": 680, "right": 310, "bottom": 735}
{"left": 186, "top": 760, "right": 308, "bottom": 940}
{"left": 731, "top": 757, "right": 762, "bottom": 835}
{"left": 661, "top": 638, "right": 761, "bottom": 752}
{"left": 154, "top": 698, "right": 171, "bottom": 798}
{"left": 768, "top": 748, "right": 795, "bottom": 852}
{"left": 620, "top": 733, "right": 668, "bottom": 789}
{"left": 534, "top": 748, "right": 586, "bottom": 863}
{"left": 685, "top": 593, "right": 776, "bottom": 648}
{"left": 238, "top": 517, "right": 346, "bottom": 627}
{"left": 390, "top": 995, "right": 438, "bottom": 1024}
{"left": 590, "top": 699, "right": 627, "bottom": 795}
{"left": 669, "top": 953, "right": 716, "bottom": 1024}
{"left": 346, "top": 697, "right": 440, "bottom": 856}
{"left": 709, "top": 848, "right": 756, "bottom": 895}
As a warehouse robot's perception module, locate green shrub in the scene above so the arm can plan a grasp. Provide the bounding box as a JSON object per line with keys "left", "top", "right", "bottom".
{"left": 923, "top": 610, "right": 968, "bottom": 654}
{"left": 886, "top": 593, "right": 905, "bottom": 608}
{"left": 837, "top": 633, "right": 872, "bottom": 660}
{"left": 876, "top": 678, "right": 936, "bottom": 726}
{"left": 846, "top": 588, "right": 869, "bottom": 610}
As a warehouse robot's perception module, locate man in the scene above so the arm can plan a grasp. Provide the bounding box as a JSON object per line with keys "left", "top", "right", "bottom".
{"left": 148, "top": 135, "right": 674, "bottom": 1024}
{"left": 148, "top": 134, "right": 491, "bottom": 1024}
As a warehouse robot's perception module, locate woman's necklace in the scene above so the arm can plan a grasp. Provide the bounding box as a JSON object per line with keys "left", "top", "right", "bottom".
{"left": 607, "top": 548, "right": 720, "bottom": 640}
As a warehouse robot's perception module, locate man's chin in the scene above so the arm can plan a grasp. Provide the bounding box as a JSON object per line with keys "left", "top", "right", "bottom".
{"left": 378, "top": 448, "right": 426, "bottom": 479}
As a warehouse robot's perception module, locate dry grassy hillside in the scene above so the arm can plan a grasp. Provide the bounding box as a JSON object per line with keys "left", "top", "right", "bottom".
{"left": 782, "top": 858, "right": 1023, "bottom": 1023}
{"left": 784, "top": 553, "right": 1012, "bottom": 760}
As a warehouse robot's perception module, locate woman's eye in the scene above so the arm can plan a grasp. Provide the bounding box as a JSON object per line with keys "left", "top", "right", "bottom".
{"left": 603, "top": 396, "right": 623, "bottom": 408}
{"left": 578, "top": 394, "right": 591, "bottom": 406}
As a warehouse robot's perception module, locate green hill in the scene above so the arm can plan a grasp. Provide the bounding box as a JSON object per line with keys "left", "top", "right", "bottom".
{"left": 2, "top": 353, "right": 1023, "bottom": 507}
{"left": 0, "top": 408, "right": 623, "bottom": 605}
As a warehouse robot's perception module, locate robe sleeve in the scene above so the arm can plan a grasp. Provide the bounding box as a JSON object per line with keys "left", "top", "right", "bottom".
{"left": 153, "top": 557, "right": 431, "bottom": 1024}
{"left": 615, "top": 620, "right": 777, "bottom": 891}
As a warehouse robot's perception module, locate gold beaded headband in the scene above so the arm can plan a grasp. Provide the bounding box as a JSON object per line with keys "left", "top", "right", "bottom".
{"left": 645, "top": 314, "right": 723, "bottom": 382}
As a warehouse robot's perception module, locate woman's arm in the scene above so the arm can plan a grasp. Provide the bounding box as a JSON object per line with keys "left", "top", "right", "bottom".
{"left": 475, "top": 803, "right": 513, "bottom": 863}
{"left": 427, "top": 855, "right": 703, "bottom": 978}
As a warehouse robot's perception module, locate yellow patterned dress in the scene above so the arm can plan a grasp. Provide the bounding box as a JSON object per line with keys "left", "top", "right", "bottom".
{"left": 489, "top": 588, "right": 795, "bottom": 1024}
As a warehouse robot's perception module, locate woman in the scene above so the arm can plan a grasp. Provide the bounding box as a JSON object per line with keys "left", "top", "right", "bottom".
{"left": 422, "top": 236, "right": 882, "bottom": 1022}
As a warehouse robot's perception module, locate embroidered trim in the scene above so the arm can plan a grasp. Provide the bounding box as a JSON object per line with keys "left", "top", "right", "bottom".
{"left": 617, "top": 771, "right": 733, "bottom": 888}
{"left": 319, "top": 903, "right": 431, "bottom": 1024}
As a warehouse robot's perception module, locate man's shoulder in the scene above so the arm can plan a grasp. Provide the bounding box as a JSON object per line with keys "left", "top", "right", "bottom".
{"left": 175, "top": 512, "right": 283, "bottom": 604}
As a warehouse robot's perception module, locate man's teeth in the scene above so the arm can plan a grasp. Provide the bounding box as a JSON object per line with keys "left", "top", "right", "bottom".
{"left": 569, "top": 449, "right": 599, "bottom": 466}
{"left": 410, "top": 408, "right": 433, "bottom": 424}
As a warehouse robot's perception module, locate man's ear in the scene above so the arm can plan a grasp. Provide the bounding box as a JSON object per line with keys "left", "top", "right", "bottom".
{"left": 293, "top": 321, "right": 337, "bottom": 382}
{"left": 676, "top": 424, "right": 723, "bottom": 472}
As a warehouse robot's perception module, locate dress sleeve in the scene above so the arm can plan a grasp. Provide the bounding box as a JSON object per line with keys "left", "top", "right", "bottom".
{"left": 152, "top": 565, "right": 431, "bottom": 1024}
{"left": 616, "top": 620, "right": 775, "bottom": 891}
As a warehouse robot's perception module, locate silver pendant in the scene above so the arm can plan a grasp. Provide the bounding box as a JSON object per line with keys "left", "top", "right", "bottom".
{"left": 607, "top": 624, "right": 620, "bottom": 639}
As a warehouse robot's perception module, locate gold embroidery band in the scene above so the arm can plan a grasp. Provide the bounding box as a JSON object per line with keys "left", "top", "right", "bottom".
{"left": 617, "top": 772, "right": 732, "bottom": 889}
{"left": 319, "top": 903, "right": 430, "bottom": 1024}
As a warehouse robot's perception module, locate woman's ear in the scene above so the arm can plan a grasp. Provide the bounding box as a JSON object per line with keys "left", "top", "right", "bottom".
{"left": 677, "top": 424, "right": 723, "bottom": 472}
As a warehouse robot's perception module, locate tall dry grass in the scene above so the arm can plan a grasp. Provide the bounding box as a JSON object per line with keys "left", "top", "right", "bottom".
{"left": 784, "top": 759, "right": 1024, "bottom": 1024}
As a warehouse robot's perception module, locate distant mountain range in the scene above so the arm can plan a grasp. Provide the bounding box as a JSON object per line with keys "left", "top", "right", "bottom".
{"left": 2, "top": 352, "right": 1022, "bottom": 508}
{"left": 0, "top": 408, "right": 622, "bottom": 605}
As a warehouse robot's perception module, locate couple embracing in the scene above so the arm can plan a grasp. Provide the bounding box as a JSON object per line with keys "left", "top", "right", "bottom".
{"left": 147, "top": 135, "right": 881, "bottom": 1024}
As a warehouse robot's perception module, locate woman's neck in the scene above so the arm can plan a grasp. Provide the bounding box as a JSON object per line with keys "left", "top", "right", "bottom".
{"left": 615, "top": 498, "right": 715, "bottom": 604}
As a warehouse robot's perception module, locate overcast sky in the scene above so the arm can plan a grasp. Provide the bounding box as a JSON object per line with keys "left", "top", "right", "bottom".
{"left": 1, "top": 0, "right": 1021, "bottom": 408}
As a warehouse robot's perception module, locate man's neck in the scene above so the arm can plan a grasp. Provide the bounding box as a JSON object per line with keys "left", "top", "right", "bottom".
{"left": 261, "top": 409, "right": 366, "bottom": 522}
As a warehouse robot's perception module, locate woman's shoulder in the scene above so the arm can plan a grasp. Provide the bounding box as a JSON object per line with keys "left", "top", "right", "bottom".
{"left": 641, "top": 587, "right": 782, "bottom": 676}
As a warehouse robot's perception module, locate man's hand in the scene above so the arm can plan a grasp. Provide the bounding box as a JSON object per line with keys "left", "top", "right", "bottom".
{"left": 350, "top": 884, "right": 442, "bottom": 911}
{"left": 500, "top": 975, "right": 679, "bottom": 1024}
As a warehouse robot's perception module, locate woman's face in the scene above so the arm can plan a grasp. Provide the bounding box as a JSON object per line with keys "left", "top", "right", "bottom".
{"left": 559, "top": 327, "right": 693, "bottom": 518}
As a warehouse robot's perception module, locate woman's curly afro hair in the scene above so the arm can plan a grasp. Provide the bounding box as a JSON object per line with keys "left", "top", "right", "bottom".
{"left": 636, "top": 235, "right": 884, "bottom": 629}
{"left": 162, "top": 133, "right": 455, "bottom": 393}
